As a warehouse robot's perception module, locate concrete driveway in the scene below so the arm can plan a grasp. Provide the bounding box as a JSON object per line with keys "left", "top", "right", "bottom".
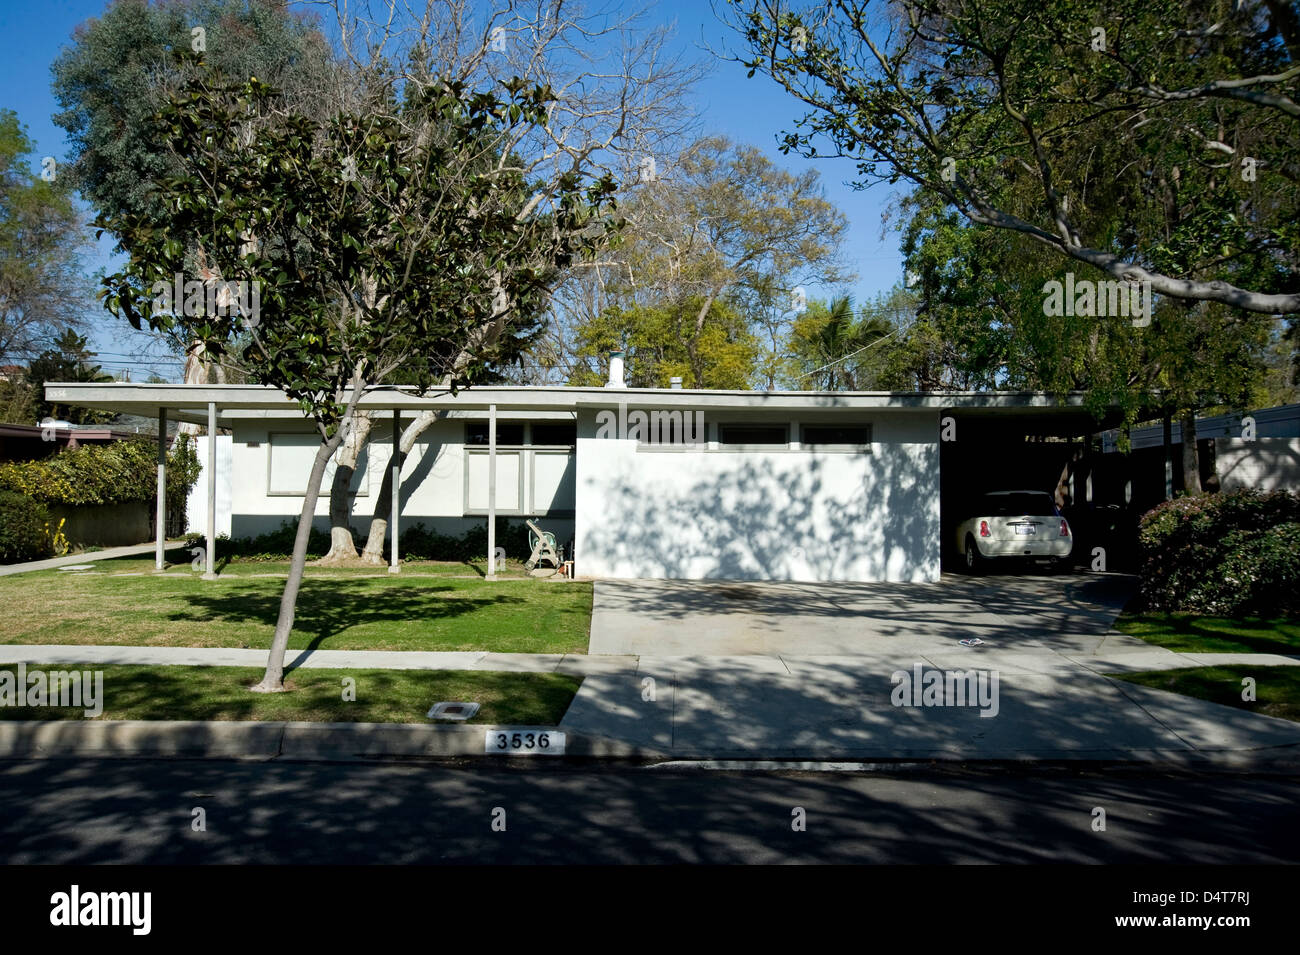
{"left": 567, "top": 572, "right": 1300, "bottom": 762}
{"left": 589, "top": 571, "right": 1144, "bottom": 657}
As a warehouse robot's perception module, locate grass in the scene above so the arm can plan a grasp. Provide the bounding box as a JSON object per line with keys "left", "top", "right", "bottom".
{"left": 0, "top": 554, "right": 592, "bottom": 653}
{"left": 1113, "top": 612, "right": 1300, "bottom": 655}
{"left": 1109, "top": 665, "right": 1300, "bottom": 724}
{"left": 0, "top": 664, "right": 582, "bottom": 724}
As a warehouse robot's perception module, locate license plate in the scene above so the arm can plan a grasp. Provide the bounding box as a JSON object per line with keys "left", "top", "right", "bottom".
{"left": 1015, "top": 525, "right": 1036, "bottom": 535}
{"left": 485, "top": 729, "right": 566, "bottom": 755}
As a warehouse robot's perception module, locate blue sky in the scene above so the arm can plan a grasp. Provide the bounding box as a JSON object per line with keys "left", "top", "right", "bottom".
{"left": 0, "top": 0, "right": 905, "bottom": 379}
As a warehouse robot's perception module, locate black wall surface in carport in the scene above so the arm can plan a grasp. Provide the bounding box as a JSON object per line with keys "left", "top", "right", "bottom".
{"left": 938, "top": 415, "right": 1146, "bottom": 571}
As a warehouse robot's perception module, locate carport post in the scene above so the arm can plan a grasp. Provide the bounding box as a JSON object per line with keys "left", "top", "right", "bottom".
{"left": 486, "top": 404, "right": 497, "bottom": 581}
{"left": 390, "top": 409, "right": 400, "bottom": 572}
{"left": 1162, "top": 411, "right": 1173, "bottom": 500}
{"left": 204, "top": 401, "right": 217, "bottom": 579}
{"left": 155, "top": 407, "right": 167, "bottom": 571}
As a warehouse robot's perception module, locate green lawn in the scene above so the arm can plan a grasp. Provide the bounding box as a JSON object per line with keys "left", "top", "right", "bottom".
{"left": 0, "top": 665, "right": 581, "bottom": 724}
{"left": 1113, "top": 612, "right": 1300, "bottom": 655}
{"left": 1109, "top": 666, "right": 1300, "bottom": 724}
{"left": 0, "top": 556, "right": 592, "bottom": 653}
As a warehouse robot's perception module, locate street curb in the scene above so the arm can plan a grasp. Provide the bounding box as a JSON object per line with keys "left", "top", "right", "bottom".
{"left": 0, "top": 719, "right": 658, "bottom": 761}
{"left": 2, "top": 720, "right": 1299, "bottom": 770}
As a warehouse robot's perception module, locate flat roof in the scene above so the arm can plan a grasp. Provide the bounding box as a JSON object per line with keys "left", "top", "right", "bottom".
{"left": 42, "top": 382, "right": 1126, "bottom": 426}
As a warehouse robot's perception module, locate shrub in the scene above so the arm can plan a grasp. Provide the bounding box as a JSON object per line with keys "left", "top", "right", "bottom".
{"left": 199, "top": 518, "right": 536, "bottom": 563}
{"left": 1137, "top": 489, "right": 1300, "bottom": 615}
{"left": 0, "top": 433, "right": 202, "bottom": 512}
{"left": 0, "top": 491, "right": 54, "bottom": 562}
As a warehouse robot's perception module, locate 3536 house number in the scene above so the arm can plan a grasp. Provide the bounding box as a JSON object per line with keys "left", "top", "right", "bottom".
{"left": 485, "top": 729, "right": 565, "bottom": 755}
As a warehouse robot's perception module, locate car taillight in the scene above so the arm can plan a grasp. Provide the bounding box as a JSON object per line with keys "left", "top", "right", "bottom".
{"left": 1059, "top": 519, "right": 1070, "bottom": 537}
{"left": 979, "top": 520, "right": 991, "bottom": 537}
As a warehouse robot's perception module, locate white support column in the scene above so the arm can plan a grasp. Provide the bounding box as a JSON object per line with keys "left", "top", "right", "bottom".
{"left": 389, "top": 409, "right": 400, "bottom": 572}
{"left": 486, "top": 403, "right": 497, "bottom": 581}
{"left": 204, "top": 401, "right": 217, "bottom": 579}
{"left": 155, "top": 407, "right": 167, "bottom": 571}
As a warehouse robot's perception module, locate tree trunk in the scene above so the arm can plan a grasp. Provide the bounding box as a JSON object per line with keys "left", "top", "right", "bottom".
{"left": 252, "top": 426, "right": 346, "bottom": 692}
{"left": 361, "top": 409, "right": 441, "bottom": 563}
{"left": 1180, "top": 408, "right": 1201, "bottom": 493}
{"left": 319, "top": 411, "right": 373, "bottom": 563}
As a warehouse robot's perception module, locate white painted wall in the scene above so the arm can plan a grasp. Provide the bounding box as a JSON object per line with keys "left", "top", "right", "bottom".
{"left": 185, "top": 434, "right": 232, "bottom": 537}
{"left": 1215, "top": 437, "right": 1300, "bottom": 491}
{"left": 575, "top": 409, "right": 941, "bottom": 582}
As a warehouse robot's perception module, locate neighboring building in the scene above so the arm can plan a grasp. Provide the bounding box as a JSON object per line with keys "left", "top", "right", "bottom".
{"left": 0, "top": 422, "right": 145, "bottom": 463}
{"left": 1100, "top": 404, "right": 1300, "bottom": 493}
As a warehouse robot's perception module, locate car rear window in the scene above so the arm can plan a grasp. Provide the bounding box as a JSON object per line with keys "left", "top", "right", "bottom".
{"left": 981, "top": 493, "right": 1058, "bottom": 516}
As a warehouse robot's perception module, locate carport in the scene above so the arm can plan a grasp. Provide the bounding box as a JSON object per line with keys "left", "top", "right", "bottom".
{"left": 939, "top": 400, "right": 1151, "bottom": 572}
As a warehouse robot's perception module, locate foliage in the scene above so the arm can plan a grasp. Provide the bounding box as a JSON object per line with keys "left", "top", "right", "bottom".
{"left": 25, "top": 329, "right": 115, "bottom": 424}
{"left": 51, "top": 0, "right": 335, "bottom": 247}
{"left": 783, "top": 294, "right": 901, "bottom": 389}
{"left": 0, "top": 110, "right": 93, "bottom": 368}
{"left": 204, "top": 518, "right": 535, "bottom": 563}
{"left": 0, "top": 433, "right": 201, "bottom": 508}
{"left": 562, "top": 135, "right": 848, "bottom": 388}
{"left": 1137, "top": 490, "right": 1300, "bottom": 615}
{"left": 721, "top": 0, "right": 1300, "bottom": 315}
{"left": 572, "top": 296, "right": 758, "bottom": 388}
{"left": 100, "top": 60, "right": 617, "bottom": 433}
{"left": 0, "top": 491, "right": 54, "bottom": 562}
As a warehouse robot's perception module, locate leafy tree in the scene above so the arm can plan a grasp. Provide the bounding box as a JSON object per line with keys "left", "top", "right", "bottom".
{"left": 571, "top": 297, "right": 759, "bottom": 388}
{"left": 720, "top": 0, "right": 1299, "bottom": 315}
{"left": 559, "top": 135, "right": 851, "bottom": 388}
{"left": 52, "top": 0, "right": 335, "bottom": 242}
{"left": 0, "top": 110, "right": 93, "bottom": 371}
{"left": 100, "top": 63, "right": 617, "bottom": 691}
{"left": 784, "top": 294, "right": 899, "bottom": 389}
{"left": 26, "top": 330, "right": 114, "bottom": 424}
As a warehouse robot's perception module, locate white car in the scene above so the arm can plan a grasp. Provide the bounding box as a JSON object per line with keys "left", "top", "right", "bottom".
{"left": 955, "top": 490, "right": 1073, "bottom": 573}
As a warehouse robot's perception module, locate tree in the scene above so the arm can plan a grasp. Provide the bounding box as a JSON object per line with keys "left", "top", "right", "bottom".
{"left": 340, "top": 0, "right": 707, "bottom": 564}
{"left": 27, "top": 330, "right": 115, "bottom": 424}
{"left": 100, "top": 62, "right": 617, "bottom": 691}
{"left": 558, "top": 135, "right": 851, "bottom": 388}
{"left": 0, "top": 110, "right": 94, "bottom": 372}
{"left": 897, "top": 170, "right": 1275, "bottom": 489}
{"left": 719, "top": 0, "right": 1299, "bottom": 315}
{"left": 51, "top": 0, "right": 339, "bottom": 389}
{"left": 784, "top": 294, "right": 899, "bottom": 389}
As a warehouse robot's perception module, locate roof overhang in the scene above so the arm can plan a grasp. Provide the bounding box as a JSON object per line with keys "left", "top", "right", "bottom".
{"left": 43, "top": 382, "right": 1131, "bottom": 429}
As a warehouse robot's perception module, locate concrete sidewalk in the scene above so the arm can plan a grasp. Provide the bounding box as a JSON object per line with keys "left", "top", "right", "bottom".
{"left": 0, "top": 541, "right": 185, "bottom": 577}
{"left": 0, "top": 645, "right": 634, "bottom": 675}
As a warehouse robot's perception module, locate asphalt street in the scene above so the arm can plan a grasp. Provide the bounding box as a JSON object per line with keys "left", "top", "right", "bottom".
{"left": 1, "top": 757, "right": 1297, "bottom": 864}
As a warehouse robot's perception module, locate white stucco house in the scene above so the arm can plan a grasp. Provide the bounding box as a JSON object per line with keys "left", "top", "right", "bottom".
{"left": 44, "top": 378, "right": 1114, "bottom": 583}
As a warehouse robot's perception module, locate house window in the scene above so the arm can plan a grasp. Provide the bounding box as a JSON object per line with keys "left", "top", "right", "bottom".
{"left": 463, "top": 419, "right": 575, "bottom": 516}
{"left": 465, "top": 422, "right": 524, "bottom": 446}
{"left": 801, "top": 423, "right": 872, "bottom": 447}
{"left": 267, "top": 432, "right": 369, "bottom": 496}
{"left": 718, "top": 423, "right": 789, "bottom": 445}
{"left": 530, "top": 423, "right": 577, "bottom": 447}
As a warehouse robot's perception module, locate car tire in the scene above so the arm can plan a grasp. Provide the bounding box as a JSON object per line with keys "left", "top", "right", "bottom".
{"left": 963, "top": 535, "right": 984, "bottom": 574}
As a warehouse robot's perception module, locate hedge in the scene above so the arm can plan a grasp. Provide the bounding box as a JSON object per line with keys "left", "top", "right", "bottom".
{"left": 192, "top": 518, "right": 539, "bottom": 563}
{"left": 0, "top": 492, "right": 54, "bottom": 562}
{"left": 0, "top": 433, "right": 201, "bottom": 511}
{"left": 1136, "top": 489, "right": 1300, "bottom": 616}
